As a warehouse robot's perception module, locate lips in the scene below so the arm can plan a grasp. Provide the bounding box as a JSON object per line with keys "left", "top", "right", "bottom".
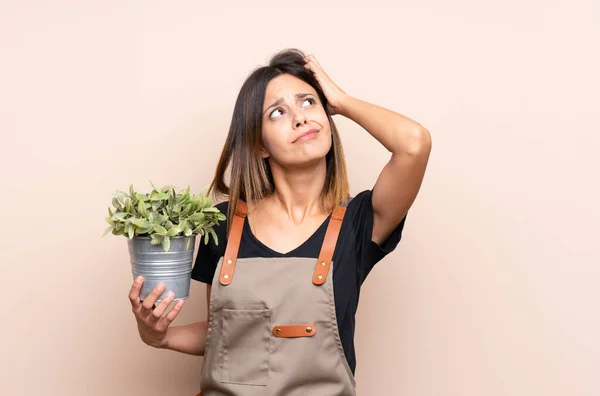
{"left": 293, "top": 128, "right": 320, "bottom": 143}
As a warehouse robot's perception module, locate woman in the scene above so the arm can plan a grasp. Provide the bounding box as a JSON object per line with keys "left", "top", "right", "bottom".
{"left": 129, "top": 49, "right": 431, "bottom": 395}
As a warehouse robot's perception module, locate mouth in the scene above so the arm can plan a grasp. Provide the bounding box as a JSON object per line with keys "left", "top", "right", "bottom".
{"left": 292, "top": 128, "right": 320, "bottom": 143}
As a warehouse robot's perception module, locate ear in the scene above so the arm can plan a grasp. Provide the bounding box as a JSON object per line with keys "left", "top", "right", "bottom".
{"left": 260, "top": 146, "right": 270, "bottom": 159}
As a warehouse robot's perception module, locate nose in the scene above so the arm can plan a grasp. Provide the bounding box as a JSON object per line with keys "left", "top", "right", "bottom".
{"left": 293, "top": 110, "right": 308, "bottom": 128}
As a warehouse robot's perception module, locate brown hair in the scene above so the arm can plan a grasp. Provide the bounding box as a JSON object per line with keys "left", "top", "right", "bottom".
{"left": 207, "top": 48, "right": 350, "bottom": 234}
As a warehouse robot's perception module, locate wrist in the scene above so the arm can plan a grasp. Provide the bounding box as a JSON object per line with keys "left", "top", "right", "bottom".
{"left": 142, "top": 332, "right": 170, "bottom": 349}
{"left": 334, "top": 94, "right": 353, "bottom": 117}
{"left": 155, "top": 328, "right": 173, "bottom": 349}
{"left": 144, "top": 337, "right": 167, "bottom": 349}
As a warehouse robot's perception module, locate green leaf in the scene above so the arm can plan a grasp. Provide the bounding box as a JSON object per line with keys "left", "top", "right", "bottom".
{"left": 180, "top": 204, "right": 192, "bottom": 216}
{"left": 167, "top": 227, "right": 181, "bottom": 237}
{"left": 207, "top": 227, "right": 218, "bottom": 245}
{"left": 138, "top": 200, "right": 147, "bottom": 217}
{"left": 102, "top": 225, "right": 115, "bottom": 237}
{"left": 154, "top": 224, "right": 167, "bottom": 235}
{"left": 135, "top": 193, "right": 149, "bottom": 202}
{"left": 156, "top": 192, "right": 170, "bottom": 200}
{"left": 150, "top": 234, "right": 161, "bottom": 245}
{"left": 129, "top": 184, "right": 135, "bottom": 198}
{"left": 105, "top": 216, "right": 115, "bottom": 226}
{"left": 188, "top": 213, "right": 205, "bottom": 223}
{"left": 111, "top": 213, "right": 125, "bottom": 223}
{"left": 136, "top": 225, "right": 154, "bottom": 235}
{"left": 183, "top": 226, "right": 193, "bottom": 237}
{"left": 112, "top": 197, "right": 122, "bottom": 209}
{"left": 161, "top": 236, "right": 170, "bottom": 252}
{"left": 128, "top": 225, "right": 134, "bottom": 239}
{"left": 125, "top": 198, "right": 132, "bottom": 213}
{"left": 131, "top": 218, "right": 150, "bottom": 228}
{"left": 202, "top": 207, "right": 219, "bottom": 213}
{"left": 114, "top": 190, "right": 129, "bottom": 198}
{"left": 186, "top": 237, "right": 191, "bottom": 250}
{"left": 108, "top": 207, "right": 114, "bottom": 217}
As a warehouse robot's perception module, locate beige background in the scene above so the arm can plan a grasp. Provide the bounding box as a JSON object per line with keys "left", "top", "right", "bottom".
{"left": 1, "top": 1, "right": 599, "bottom": 395}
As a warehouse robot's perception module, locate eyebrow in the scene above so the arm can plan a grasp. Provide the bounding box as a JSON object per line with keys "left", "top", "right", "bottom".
{"left": 263, "top": 92, "right": 314, "bottom": 116}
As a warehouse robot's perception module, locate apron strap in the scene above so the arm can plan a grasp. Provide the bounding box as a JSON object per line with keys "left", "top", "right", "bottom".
{"left": 219, "top": 200, "right": 347, "bottom": 286}
{"left": 218, "top": 200, "right": 248, "bottom": 286}
{"left": 312, "top": 205, "right": 347, "bottom": 285}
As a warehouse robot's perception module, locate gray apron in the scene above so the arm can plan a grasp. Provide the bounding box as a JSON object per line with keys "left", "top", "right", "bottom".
{"left": 199, "top": 200, "right": 356, "bottom": 396}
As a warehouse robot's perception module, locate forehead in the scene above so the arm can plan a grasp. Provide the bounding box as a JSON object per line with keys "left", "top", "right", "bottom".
{"left": 264, "top": 74, "right": 317, "bottom": 104}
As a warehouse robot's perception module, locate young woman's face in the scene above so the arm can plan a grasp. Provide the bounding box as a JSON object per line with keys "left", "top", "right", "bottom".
{"left": 260, "top": 74, "right": 332, "bottom": 167}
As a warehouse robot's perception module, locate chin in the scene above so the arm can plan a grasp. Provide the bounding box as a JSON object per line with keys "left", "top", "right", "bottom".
{"left": 295, "top": 148, "right": 331, "bottom": 168}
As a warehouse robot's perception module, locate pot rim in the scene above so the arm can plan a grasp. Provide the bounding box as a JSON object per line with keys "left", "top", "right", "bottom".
{"left": 128, "top": 235, "right": 197, "bottom": 240}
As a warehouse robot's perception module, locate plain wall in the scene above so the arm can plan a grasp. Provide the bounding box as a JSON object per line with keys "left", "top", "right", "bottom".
{"left": 1, "top": 1, "right": 599, "bottom": 395}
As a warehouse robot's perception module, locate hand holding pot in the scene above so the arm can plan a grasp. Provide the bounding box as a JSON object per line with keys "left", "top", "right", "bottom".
{"left": 129, "top": 275, "right": 184, "bottom": 348}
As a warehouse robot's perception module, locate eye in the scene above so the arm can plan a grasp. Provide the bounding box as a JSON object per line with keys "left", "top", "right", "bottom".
{"left": 302, "top": 98, "right": 316, "bottom": 107}
{"left": 269, "top": 108, "right": 284, "bottom": 119}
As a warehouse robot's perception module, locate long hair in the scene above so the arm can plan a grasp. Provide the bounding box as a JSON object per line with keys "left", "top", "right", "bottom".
{"left": 207, "top": 48, "right": 350, "bottom": 234}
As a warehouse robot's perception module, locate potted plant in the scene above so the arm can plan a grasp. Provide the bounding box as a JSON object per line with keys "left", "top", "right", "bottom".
{"left": 103, "top": 182, "right": 225, "bottom": 302}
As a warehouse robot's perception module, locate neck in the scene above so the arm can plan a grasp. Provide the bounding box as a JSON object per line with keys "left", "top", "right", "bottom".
{"left": 261, "top": 158, "right": 327, "bottom": 222}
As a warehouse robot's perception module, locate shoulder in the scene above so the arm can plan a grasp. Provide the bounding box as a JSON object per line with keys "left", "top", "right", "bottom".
{"left": 342, "top": 188, "right": 407, "bottom": 255}
{"left": 215, "top": 200, "right": 229, "bottom": 212}
{"left": 343, "top": 189, "right": 373, "bottom": 218}
{"left": 338, "top": 189, "right": 373, "bottom": 242}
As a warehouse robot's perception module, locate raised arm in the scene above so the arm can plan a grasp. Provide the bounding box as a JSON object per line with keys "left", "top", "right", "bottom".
{"left": 304, "top": 55, "right": 431, "bottom": 245}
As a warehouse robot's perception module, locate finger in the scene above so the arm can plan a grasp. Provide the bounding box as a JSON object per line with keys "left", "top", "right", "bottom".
{"left": 305, "top": 54, "right": 322, "bottom": 68}
{"left": 305, "top": 60, "right": 325, "bottom": 78}
{"left": 128, "top": 275, "right": 144, "bottom": 311}
{"left": 150, "top": 291, "right": 176, "bottom": 322}
{"left": 304, "top": 61, "right": 319, "bottom": 76}
{"left": 160, "top": 299, "right": 185, "bottom": 328}
{"left": 141, "top": 282, "right": 166, "bottom": 312}
{"left": 304, "top": 57, "right": 316, "bottom": 69}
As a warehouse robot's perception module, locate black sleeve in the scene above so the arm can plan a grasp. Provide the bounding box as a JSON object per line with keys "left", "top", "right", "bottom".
{"left": 191, "top": 201, "right": 229, "bottom": 284}
{"left": 347, "top": 190, "right": 407, "bottom": 284}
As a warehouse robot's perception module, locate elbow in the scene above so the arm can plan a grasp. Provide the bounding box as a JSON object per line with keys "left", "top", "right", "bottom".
{"left": 404, "top": 127, "right": 431, "bottom": 157}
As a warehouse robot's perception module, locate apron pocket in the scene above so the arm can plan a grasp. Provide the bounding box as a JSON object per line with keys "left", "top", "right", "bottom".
{"left": 221, "top": 308, "right": 271, "bottom": 386}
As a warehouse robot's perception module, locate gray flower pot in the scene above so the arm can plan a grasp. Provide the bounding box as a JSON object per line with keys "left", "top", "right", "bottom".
{"left": 127, "top": 235, "right": 196, "bottom": 302}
